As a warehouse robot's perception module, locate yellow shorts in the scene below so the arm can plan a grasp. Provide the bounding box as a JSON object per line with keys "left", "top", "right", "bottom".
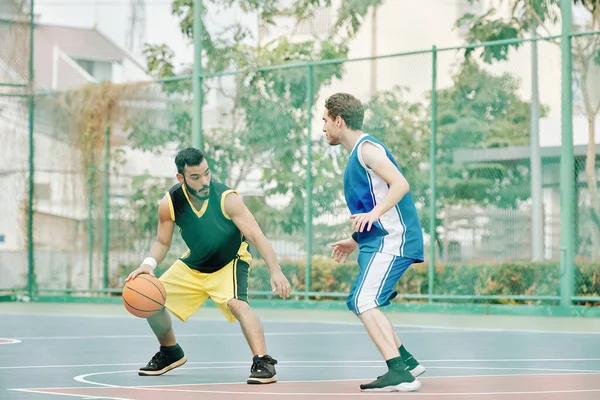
{"left": 159, "top": 242, "right": 252, "bottom": 323}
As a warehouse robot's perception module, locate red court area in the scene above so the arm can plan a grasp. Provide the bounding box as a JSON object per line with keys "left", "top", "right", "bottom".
{"left": 19, "top": 374, "right": 600, "bottom": 400}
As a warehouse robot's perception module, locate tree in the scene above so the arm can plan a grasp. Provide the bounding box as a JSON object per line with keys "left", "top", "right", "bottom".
{"left": 456, "top": 0, "right": 600, "bottom": 256}
{"left": 128, "top": 0, "right": 383, "bottom": 243}
{"left": 362, "top": 63, "right": 538, "bottom": 257}
{"left": 436, "top": 61, "right": 537, "bottom": 208}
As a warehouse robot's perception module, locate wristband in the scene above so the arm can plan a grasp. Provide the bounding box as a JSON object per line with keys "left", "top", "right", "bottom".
{"left": 142, "top": 257, "right": 158, "bottom": 270}
{"left": 351, "top": 232, "right": 358, "bottom": 242}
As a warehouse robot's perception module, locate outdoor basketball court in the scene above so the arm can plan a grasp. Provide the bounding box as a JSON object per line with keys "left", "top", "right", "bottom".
{"left": 1, "top": 302, "right": 600, "bottom": 399}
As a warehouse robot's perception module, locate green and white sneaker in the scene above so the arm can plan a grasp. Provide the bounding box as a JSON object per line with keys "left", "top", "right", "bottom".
{"left": 377, "top": 356, "right": 426, "bottom": 379}
{"left": 405, "top": 355, "right": 426, "bottom": 377}
{"left": 399, "top": 345, "right": 426, "bottom": 377}
{"left": 360, "top": 370, "right": 421, "bottom": 392}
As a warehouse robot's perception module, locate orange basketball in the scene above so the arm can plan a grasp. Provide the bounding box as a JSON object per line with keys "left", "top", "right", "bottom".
{"left": 122, "top": 274, "right": 166, "bottom": 318}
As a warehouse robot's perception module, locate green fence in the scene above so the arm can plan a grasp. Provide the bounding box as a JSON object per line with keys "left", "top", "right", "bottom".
{"left": 1, "top": 6, "right": 600, "bottom": 311}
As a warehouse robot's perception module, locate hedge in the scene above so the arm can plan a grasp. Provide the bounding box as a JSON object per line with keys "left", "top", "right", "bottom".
{"left": 113, "top": 258, "right": 600, "bottom": 305}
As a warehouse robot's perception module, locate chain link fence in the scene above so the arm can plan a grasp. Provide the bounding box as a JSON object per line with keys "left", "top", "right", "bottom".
{"left": 0, "top": 7, "right": 599, "bottom": 307}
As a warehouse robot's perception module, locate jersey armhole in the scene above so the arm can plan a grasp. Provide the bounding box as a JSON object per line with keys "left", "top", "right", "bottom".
{"left": 221, "top": 189, "right": 239, "bottom": 220}
{"left": 357, "top": 140, "right": 386, "bottom": 171}
{"left": 166, "top": 192, "right": 176, "bottom": 222}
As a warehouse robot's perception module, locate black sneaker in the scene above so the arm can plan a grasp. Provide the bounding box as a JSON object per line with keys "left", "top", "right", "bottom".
{"left": 247, "top": 355, "right": 278, "bottom": 384}
{"left": 138, "top": 345, "right": 187, "bottom": 376}
{"left": 360, "top": 369, "right": 421, "bottom": 392}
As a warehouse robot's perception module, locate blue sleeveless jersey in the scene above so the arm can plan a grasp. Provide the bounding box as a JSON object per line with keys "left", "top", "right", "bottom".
{"left": 344, "top": 134, "right": 424, "bottom": 261}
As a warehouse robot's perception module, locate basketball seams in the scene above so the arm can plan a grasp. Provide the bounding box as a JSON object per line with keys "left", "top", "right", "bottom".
{"left": 122, "top": 296, "right": 163, "bottom": 313}
{"left": 137, "top": 275, "right": 167, "bottom": 301}
{"left": 123, "top": 286, "right": 165, "bottom": 309}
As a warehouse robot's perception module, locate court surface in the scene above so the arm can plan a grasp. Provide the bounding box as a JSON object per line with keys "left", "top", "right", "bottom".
{"left": 1, "top": 302, "right": 600, "bottom": 399}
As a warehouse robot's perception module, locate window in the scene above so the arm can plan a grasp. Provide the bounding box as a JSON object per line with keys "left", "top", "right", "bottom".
{"left": 294, "top": 7, "right": 332, "bottom": 35}
{"left": 35, "top": 183, "right": 51, "bottom": 201}
{"left": 74, "top": 58, "right": 113, "bottom": 82}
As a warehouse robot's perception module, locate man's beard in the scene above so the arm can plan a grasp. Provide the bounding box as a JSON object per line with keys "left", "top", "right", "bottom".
{"left": 184, "top": 179, "right": 210, "bottom": 200}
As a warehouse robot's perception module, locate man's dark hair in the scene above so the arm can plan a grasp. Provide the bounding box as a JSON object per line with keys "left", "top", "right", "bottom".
{"left": 175, "top": 147, "right": 205, "bottom": 174}
{"left": 325, "top": 93, "right": 364, "bottom": 131}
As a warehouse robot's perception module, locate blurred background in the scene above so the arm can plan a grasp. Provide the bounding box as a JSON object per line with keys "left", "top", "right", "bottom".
{"left": 0, "top": 0, "right": 599, "bottom": 314}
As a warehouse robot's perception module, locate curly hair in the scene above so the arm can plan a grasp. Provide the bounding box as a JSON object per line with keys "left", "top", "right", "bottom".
{"left": 324, "top": 93, "right": 364, "bottom": 131}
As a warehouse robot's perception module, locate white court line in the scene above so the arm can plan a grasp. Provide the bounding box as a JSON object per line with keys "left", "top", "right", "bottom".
{"left": 10, "top": 388, "right": 132, "bottom": 400}
{"left": 13, "top": 373, "right": 600, "bottom": 391}
{"left": 2, "top": 312, "right": 599, "bottom": 335}
{"left": 118, "top": 387, "right": 600, "bottom": 397}
{"left": 73, "top": 366, "right": 600, "bottom": 388}
{"left": 10, "top": 329, "right": 463, "bottom": 340}
{"left": 15, "top": 374, "right": 600, "bottom": 398}
{"left": 4, "top": 358, "right": 600, "bottom": 370}
{"left": 0, "top": 338, "right": 21, "bottom": 345}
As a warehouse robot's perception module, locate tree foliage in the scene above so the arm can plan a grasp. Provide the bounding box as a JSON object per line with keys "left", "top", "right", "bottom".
{"left": 128, "top": 0, "right": 382, "bottom": 239}
{"left": 456, "top": 0, "right": 600, "bottom": 257}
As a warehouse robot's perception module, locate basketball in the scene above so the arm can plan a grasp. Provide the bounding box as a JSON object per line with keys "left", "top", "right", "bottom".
{"left": 122, "top": 274, "right": 166, "bottom": 318}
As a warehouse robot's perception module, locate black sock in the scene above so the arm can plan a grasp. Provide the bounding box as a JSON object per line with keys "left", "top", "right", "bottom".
{"left": 386, "top": 356, "right": 408, "bottom": 373}
{"left": 399, "top": 344, "right": 413, "bottom": 361}
{"left": 160, "top": 344, "right": 183, "bottom": 357}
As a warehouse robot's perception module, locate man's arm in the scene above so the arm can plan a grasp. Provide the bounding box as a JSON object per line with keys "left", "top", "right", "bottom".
{"left": 361, "top": 141, "right": 410, "bottom": 216}
{"left": 127, "top": 195, "right": 174, "bottom": 280}
{"left": 224, "top": 192, "right": 291, "bottom": 298}
{"left": 146, "top": 195, "right": 175, "bottom": 264}
{"left": 224, "top": 192, "right": 281, "bottom": 274}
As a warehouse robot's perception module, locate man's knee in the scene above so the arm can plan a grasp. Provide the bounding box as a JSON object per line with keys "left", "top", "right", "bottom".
{"left": 346, "top": 294, "right": 378, "bottom": 315}
{"left": 228, "top": 298, "right": 250, "bottom": 315}
{"left": 147, "top": 308, "right": 172, "bottom": 334}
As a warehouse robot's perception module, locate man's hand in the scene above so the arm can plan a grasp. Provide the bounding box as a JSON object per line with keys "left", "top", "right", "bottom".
{"left": 270, "top": 270, "right": 291, "bottom": 299}
{"left": 350, "top": 209, "right": 381, "bottom": 233}
{"left": 126, "top": 264, "right": 155, "bottom": 282}
{"left": 329, "top": 238, "right": 358, "bottom": 263}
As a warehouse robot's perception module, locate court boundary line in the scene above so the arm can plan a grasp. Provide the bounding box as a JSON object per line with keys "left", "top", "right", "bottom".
{"left": 4, "top": 358, "right": 600, "bottom": 370}
{"left": 10, "top": 388, "right": 132, "bottom": 400}
{"left": 2, "top": 312, "right": 599, "bottom": 335}
{"left": 72, "top": 366, "right": 600, "bottom": 388}
{"left": 11, "top": 372, "right": 600, "bottom": 391}
{"left": 10, "top": 374, "right": 600, "bottom": 398}
{"left": 8, "top": 329, "right": 460, "bottom": 341}
{"left": 0, "top": 338, "right": 21, "bottom": 345}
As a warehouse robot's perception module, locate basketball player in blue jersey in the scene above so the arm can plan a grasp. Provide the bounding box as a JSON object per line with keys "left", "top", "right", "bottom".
{"left": 324, "top": 93, "right": 425, "bottom": 392}
{"left": 126, "top": 147, "right": 291, "bottom": 384}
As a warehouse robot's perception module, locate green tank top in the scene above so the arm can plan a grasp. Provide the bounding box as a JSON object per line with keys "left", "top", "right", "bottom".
{"left": 167, "top": 181, "right": 246, "bottom": 273}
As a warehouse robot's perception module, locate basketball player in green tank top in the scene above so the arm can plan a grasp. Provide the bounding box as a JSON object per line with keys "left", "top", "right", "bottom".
{"left": 126, "top": 147, "right": 291, "bottom": 384}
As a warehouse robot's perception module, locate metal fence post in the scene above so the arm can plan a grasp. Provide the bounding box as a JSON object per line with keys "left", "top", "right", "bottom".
{"left": 26, "top": 0, "right": 36, "bottom": 298}
{"left": 428, "top": 46, "right": 438, "bottom": 303}
{"left": 305, "top": 65, "right": 314, "bottom": 300}
{"left": 192, "top": 0, "right": 203, "bottom": 149}
{"left": 103, "top": 126, "right": 110, "bottom": 290}
{"left": 88, "top": 143, "right": 95, "bottom": 290}
{"left": 560, "top": 0, "right": 575, "bottom": 307}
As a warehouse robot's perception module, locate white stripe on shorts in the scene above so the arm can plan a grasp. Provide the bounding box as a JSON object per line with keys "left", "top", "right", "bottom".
{"left": 355, "top": 252, "right": 395, "bottom": 314}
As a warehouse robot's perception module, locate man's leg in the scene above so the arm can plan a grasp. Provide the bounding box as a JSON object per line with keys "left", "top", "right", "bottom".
{"left": 228, "top": 299, "right": 278, "bottom": 384}
{"left": 138, "top": 307, "right": 187, "bottom": 376}
{"left": 378, "top": 320, "right": 422, "bottom": 372}
{"left": 208, "top": 247, "right": 278, "bottom": 384}
{"left": 228, "top": 298, "right": 267, "bottom": 356}
{"left": 147, "top": 307, "right": 177, "bottom": 346}
{"left": 358, "top": 307, "right": 401, "bottom": 360}
{"left": 349, "top": 252, "right": 421, "bottom": 392}
{"left": 138, "top": 261, "right": 209, "bottom": 376}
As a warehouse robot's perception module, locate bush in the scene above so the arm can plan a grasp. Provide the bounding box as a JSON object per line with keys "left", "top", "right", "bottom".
{"left": 113, "top": 258, "right": 600, "bottom": 305}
